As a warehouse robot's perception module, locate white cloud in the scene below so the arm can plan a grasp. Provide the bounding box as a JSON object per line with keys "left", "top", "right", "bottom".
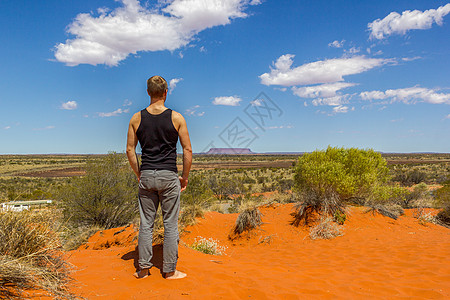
{"left": 401, "top": 56, "right": 421, "bottom": 62}
{"left": 60, "top": 100, "right": 78, "bottom": 110}
{"left": 312, "top": 95, "right": 349, "bottom": 106}
{"left": 360, "top": 90, "right": 387, "bottom": 100}
{"left": 332, "top": 105, "right": 349, "bottom": 114}
{"left": 360, "top": 87, "right": 450, "bottom": 104}
{"left": 123, "top": 99, "right": 132, "bottom": 106}
{"left": 250, "top": 99, "right": 263, "bottom": 106}
{"left": 369, "top": 3, "right": 450, "bottom": 39}
{"left": 212, "top": 96, "right": 242, "bottom": 106}
{"left": 54, "top": 0, "right": 261, "bottom": 66}
{"left": 328, "top": 40, "right": 345, "bottom": 48}
{"left": 33, "top": 126, "right": 55, "bottom": 131}
{"left": 292, "top": 82, "right": 356, "bottom": 98}
{"left": 266, "top": 125, "right": 294, "bottom": 129}
{"left": 344, "top": 47, "right": 360, "bottom": 54}
{"left": 98, "top": 108, "right": 130, "bottom": 117}
{"left": 3, "top": 126, "right": 11, "bottom": 130}
{"left": 169, "top": 78, "right": 183, "bottom": 94}
{"left": 445, "top": 114, "right": 450, "bottom": 119}
{"left": 185, "top": 105, "right": 205, "bottom": 117}
{"left": 260, "top": 54, "right": 390, "bottom": 86}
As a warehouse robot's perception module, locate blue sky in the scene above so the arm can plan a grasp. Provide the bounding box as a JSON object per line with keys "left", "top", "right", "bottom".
{"left": 0, "top": 0, "right": 449, "bottom": 154}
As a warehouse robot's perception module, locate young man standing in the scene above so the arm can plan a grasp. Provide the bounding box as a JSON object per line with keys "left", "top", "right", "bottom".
{"left": 126, "top": 75, "right": 192, "bottom": 280}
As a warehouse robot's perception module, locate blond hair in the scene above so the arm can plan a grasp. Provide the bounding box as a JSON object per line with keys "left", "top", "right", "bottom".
{"left": 147, "top": 75, "right": 168, "bottom": 98}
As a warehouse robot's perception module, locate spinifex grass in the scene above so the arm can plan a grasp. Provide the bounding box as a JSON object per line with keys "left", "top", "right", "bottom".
{"left": 0, "top": 210, "right": 74, "bottom": 299}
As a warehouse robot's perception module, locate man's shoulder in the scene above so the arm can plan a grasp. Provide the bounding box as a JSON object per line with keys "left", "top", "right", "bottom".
{"left": 171, "top": 109, "right": 182, "bottom": 117}
{"left": 130, "top": 111, "right": 142, "bottom": 126}
{"left": 171, "top": 110, "right": 186, "bottom": 121}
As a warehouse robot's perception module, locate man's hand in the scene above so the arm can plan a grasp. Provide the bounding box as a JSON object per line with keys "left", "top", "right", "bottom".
{"left": 179, "top": 176, "right": 188, "bottom": 192}
{"left": 136, "top": 171, "right": 141, "bottom": 182}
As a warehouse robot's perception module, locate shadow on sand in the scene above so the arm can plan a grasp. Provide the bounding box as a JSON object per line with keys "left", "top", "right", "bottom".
{"left": 121, "top": 244, "right": 164, "bottom": 274}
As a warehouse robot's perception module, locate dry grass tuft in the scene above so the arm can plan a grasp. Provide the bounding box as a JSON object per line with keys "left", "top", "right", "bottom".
{"left": 229, "top": 205, "right": 262, "bottom": 240}
{"left": 0, "top": 210, "right": 74, "bottom": 299}
{"left": 179, "top": 204, "right": 204, "bottom": 227}
{"left": 364, "top": 204, "right": 404, "bottom": 220}
{"left": 309, "top": 218, "right": 343, "bottom": 240}
{"left": 291, "top": 189, "right": 345, "bottom": 227}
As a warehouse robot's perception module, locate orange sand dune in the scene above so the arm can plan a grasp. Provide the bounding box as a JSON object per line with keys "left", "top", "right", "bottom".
{"left": 69, "top": 204, "right": 450, "bottom": 299}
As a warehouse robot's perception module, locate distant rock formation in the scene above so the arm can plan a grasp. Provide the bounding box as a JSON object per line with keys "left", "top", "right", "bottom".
{"left": 204, "top": 148, "right": 255, "bottom": 155}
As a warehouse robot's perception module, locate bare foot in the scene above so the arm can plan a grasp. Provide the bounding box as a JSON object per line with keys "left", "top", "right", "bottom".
{"left": 133, "top": 268, "right": 150, "bottom": 279}
{"left": 165, "top": 270, "right": 187, "bottom": 280}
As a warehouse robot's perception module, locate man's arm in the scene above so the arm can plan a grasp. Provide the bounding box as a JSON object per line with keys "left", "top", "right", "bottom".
{"left": 126, "top": 113, "right": 141, "bottom": 180}
{"left": 173, "top": 111, "right": 192, "bottom": 192}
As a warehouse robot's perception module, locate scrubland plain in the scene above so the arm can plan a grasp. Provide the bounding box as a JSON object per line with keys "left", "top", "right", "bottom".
{"left": 0, "top": 152, "right": 449, "bottom": 299}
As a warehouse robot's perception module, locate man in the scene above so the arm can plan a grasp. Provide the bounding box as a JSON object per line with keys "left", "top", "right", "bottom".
{"left": 126, "top": 75, "right": 192, "bottom": 280}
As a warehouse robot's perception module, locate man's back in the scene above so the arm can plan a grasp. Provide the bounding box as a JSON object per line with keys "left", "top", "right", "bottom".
{"left": 137, "top": 108, "right": 178, "bottom": 173}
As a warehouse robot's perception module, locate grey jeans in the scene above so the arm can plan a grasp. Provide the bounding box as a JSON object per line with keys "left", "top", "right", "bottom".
{"left": 138, "top": 169, "right": 181, "bottom": 273}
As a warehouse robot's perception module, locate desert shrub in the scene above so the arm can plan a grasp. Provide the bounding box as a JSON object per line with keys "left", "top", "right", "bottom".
{"left": 182, "top": 173, "right": 214, "bottom": 208}
{"left": 435, "top": 204, "right": 450, "bottom": 227}
{"left": 180, "top": 173, "right": 213, "bottom": 228}
{"left": 309, "top": 218, "right": 343, "bottom": 240}
{"left": 227, "top": 194, "right": 263, "bottom": 213}
{"left": 57, "top": 152, "right": 138, "bottom": 229}
{"left": 206, "top": 175, "right": 245, "bottom": 200}
{"left": 367, "top": 184, "right": 410, "bottom": 207}
{"left": 425, "top": 181, "right": 449, "bottom": 227}
{"left": 294, "top": 147, "right": 389, "bottom": 218}
{"left": 434, "top": 182, "right": 450, "bottom": 208}
{"left": 60, "top": 224, "right": 103, "bottom": 251}
{"left": 229, "top": 204, "right": 262, "bottom": 238}
{"left": 0, "top": 210, "right": 73, "bottom": 299}
{"left": 190, "top": 237, "right": 227, "bottom": 255}
{"left": 407, "top": 169, "right": 427, "bottom": 185}
{"left": 393, "top": 169, "right": 427, "bottom": 186}
{"left": 208, "top": 203, "right": 225, "bottom": 213}
{"left": 179, "top": 204, "right": 204, "bottom": 227}
{"left": 267, "top": 192, "right": 298, "bottom": 204}
{"left": 291, "top": 188, "right": 343, "bottom": 226}
{"left": 277, "top": 178, "right": 294, "bottom": 192}
{"left": 407, "top": 183, "right": 431, "bottom": 207}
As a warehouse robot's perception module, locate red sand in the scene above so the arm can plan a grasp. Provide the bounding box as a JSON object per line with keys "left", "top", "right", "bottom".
{"left": 68, "top": 204, "right": 450, "bottom": 299}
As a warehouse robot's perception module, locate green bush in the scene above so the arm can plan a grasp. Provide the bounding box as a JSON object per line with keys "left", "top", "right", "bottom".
{"left": 368, "top": 184, "right": 409, "bottom": 207}
{"left": 435, "top": 182, "right": 450, "bottom": 208}
{"left": 435, "top": 182, "right": 450, "bottom": 227}
{"left": 57, "top": 153, "right": 138, "bottom": 229}
{"left": 181, "top": 173, "right": 214, "bottom": 209}
{"left": 294, "top": 147, "right": 390, "bottom": 200}
{"left": 293, "top": 147, "right": 390, "bottom": 218}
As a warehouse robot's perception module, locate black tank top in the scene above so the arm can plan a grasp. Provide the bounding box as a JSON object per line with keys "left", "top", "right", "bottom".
{"left": 136, "top": 108, "right": 178, "bottom": 172}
